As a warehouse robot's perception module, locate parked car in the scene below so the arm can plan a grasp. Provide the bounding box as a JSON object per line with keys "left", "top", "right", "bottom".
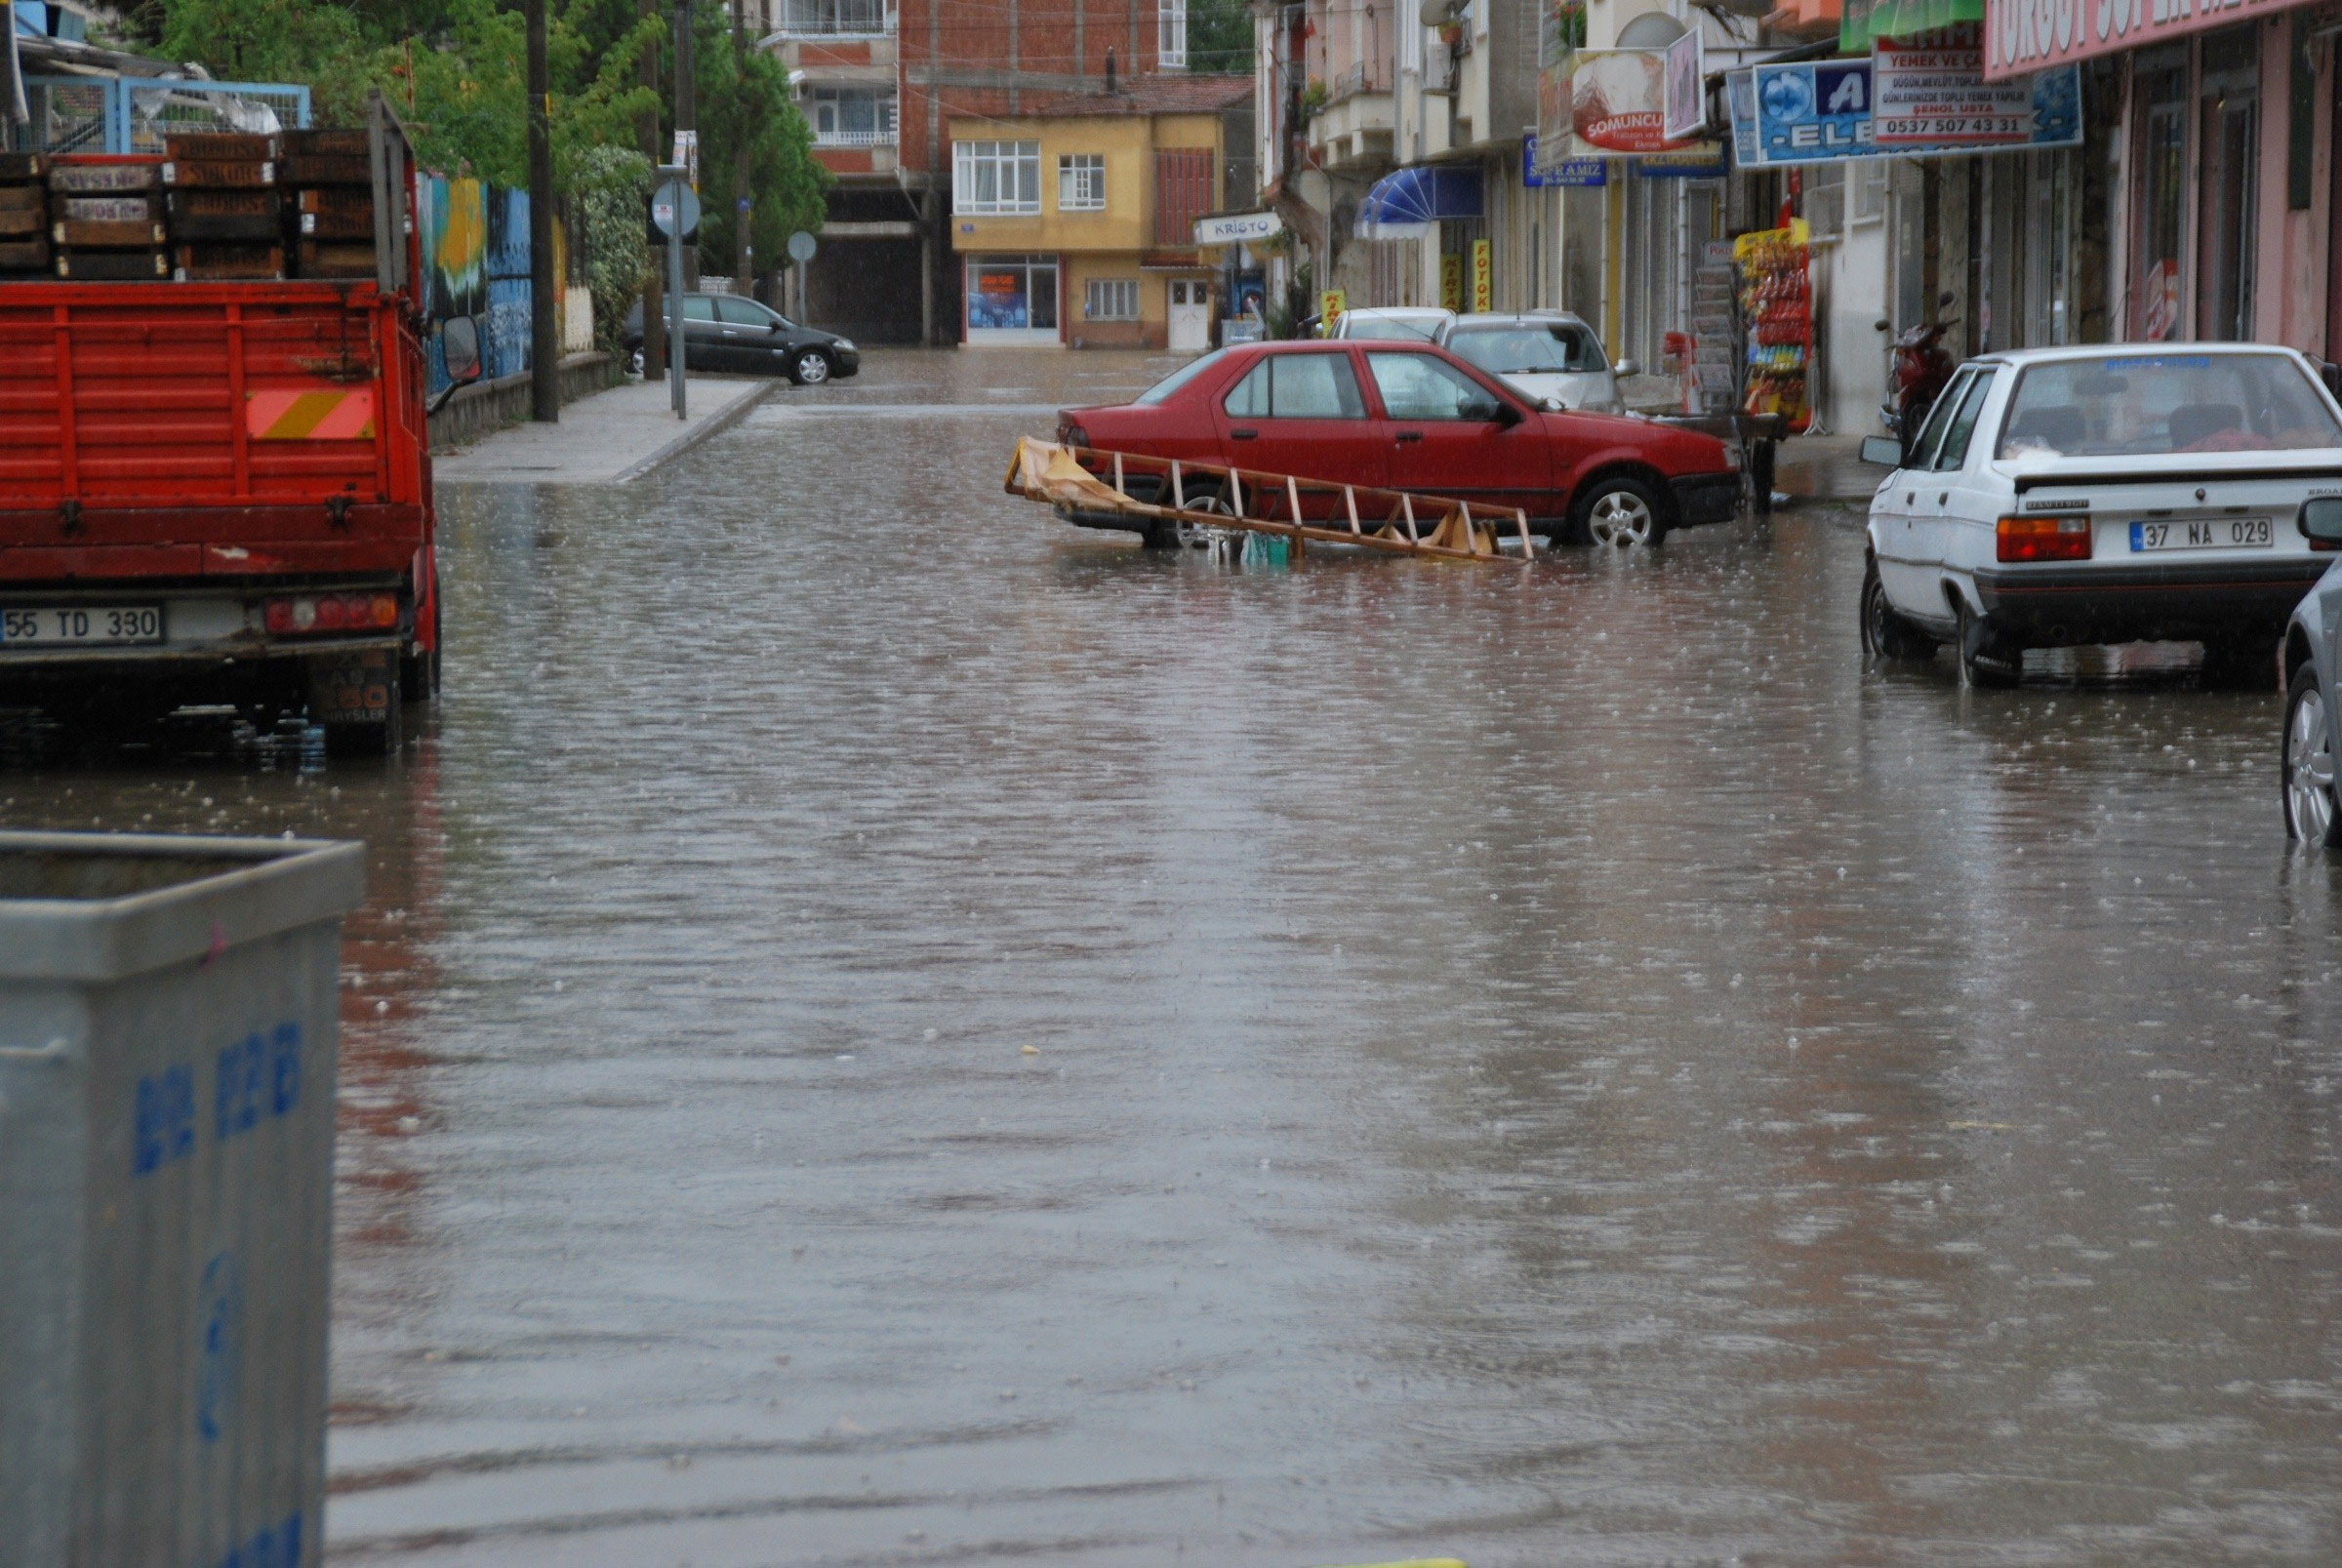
{"left": 1859, "top": 343, "right": 2342, "bottom": 687}
{"left": 2281, "top": 499, "right": 2342, "bottom": 844}
{"left": 1437, "top": 311, "right": 1628, "bottom": 414}
{"left": 1055, "top": 341, "right": 1739, "bottom": 548}
{"left": 1329, "top": 306, "right": 1455, "bottom": 342}
{"left": 622, "top": 294, "right": 859, "bottom": 384}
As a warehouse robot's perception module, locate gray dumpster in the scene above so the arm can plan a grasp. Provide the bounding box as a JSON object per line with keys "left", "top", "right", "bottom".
{"left": 0, "top": 831, "right": 364, "bottom": 1568}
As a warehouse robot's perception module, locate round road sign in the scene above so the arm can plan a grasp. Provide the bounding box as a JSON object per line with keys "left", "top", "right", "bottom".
{"left": 651, "top": 180, "right": 702, "bottom": 240}
{"left": 787, "top": 230, "right": 817, "bottom": 264}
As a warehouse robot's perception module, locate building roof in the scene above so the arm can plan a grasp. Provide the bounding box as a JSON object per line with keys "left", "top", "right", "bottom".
{"left": 1009, "top": 74, "right": 1253, "bottom": 120}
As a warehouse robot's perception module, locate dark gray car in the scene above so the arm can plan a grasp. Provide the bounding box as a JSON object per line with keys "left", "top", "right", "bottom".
{"left": 2281, "top": 499, "right": 2342, "bottom": 843}
{"left": 623, "top": 293, "right": 860, "bottom": 384}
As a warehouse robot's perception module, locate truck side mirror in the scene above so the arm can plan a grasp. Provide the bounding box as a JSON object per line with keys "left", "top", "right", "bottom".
{"left": 441, "top": 316, "right": 483, "bottom": 385}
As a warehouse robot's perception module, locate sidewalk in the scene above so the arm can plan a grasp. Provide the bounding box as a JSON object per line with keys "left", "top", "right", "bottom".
{"left": 1773, "top": 433, "right": 1878, "bottom": 504}
{"left": 431, "top": 375, "right": 771, "bottom": 484}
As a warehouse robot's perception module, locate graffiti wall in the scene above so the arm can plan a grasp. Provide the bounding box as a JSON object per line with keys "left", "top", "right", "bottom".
{"left": 419, "top": 177, "right": 546, "bottom": 393}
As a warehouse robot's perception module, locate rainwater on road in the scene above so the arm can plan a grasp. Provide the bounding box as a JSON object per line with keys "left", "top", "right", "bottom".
{"left": 8, "top": 350, "right": 2341, "bottom": 1564}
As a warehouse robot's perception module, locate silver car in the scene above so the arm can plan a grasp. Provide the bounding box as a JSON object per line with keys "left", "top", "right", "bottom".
{"left": 1437, "top": 311, "right": 1627, "bottom": 414}
{"left": 2281, "top": 497, "right": 2342, "bottom": 844}
{"left": 1329, "top": 306, "right": 1454, "bottom": 342}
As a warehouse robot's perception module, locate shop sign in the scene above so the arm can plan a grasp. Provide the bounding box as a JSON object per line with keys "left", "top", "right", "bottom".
{"left": 1737, "top": 54, "right": 2081, "bottom": 165}
{"left": 1877, "top": 24, "right": 2081, "bottom": 147}
{"left": 1532, "top": 1, "right": 1589, "bottom": 173}
{"left": 1471, "top": 240, "right": 1492, "bottom": 313}
{"left": 1569, "top": 49, "right": 1713, "bottom": 157}
{"left": 1525, "top": 136, "right": 1605, "bottom": 185}
{"left": 1663, "top": 31, "right": 1706, "bottom": 142}
{"left": 1982, "top": 0, "right": 2295, "bottom": 83}
{"left": 1440, "top": 255, "right": 1464, "bottom": 311}
{"left": 1194, "top": 211, "right": 1281, "bottom": 246}
{"left": 1638, "top": 146, "right": 1729, "bottom": 179}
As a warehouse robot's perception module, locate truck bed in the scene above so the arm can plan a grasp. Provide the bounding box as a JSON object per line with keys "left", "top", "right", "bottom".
{"left": 0, "top": 281, "right": 430, "bottom": 583}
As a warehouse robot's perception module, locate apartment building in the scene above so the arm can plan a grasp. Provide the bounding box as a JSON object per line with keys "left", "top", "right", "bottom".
{"left": 767, "top": 0, "right": 1191, "bottom": 343}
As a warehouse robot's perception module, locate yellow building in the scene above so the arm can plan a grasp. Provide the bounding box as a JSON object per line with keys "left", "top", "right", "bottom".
{"left": 948, "top": 76, "right": 1252, "bottom": 350}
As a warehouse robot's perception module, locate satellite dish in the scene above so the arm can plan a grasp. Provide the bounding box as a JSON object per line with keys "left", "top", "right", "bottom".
{"left": 1418, "top": 0, "right": 1455, "bottom": 28}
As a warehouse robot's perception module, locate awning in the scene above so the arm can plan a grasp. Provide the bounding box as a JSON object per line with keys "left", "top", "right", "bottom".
{"left": 1840, "top": 0, "right": 1983, "bottom": 53}
{"left": 1353, "top": 165, "right": 1483, "bottom": 241}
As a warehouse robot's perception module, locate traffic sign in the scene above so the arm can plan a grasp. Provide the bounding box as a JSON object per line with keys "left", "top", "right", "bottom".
{"left": 787, "top": 230, "right": 817, "bottom": 264}
{"left": 651, "top": 180, "right": 701, "bottom": 240}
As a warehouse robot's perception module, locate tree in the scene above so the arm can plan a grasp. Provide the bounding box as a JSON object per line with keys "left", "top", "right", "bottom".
{"left": 1185, "top": 0, "right": 1254, "bottom": 74}
{"left": 685, "top": 1, "right": 827, "bottom": 283}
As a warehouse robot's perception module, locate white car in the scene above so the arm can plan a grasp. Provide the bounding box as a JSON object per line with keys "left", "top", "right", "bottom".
{"left": 1437, "top": 311, "right": 1629, "bottom": 414}
{"left": 1328, "top": 306, "right": 1453, "bottom": 343}
{"left": 1859, "top": 343, "right": 2342, "bottom": 687}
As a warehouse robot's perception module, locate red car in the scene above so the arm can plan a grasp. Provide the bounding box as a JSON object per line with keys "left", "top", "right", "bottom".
{"left": 1055, "top": 341, "right": 1740, "bottom": 548}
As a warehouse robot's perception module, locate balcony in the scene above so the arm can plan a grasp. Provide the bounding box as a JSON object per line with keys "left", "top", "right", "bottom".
{"left": 1309, "top": 65, "right": 1393, "bottom": 174}
{"left": 773, "top": 0, "right": 894, "bottom": 37}
{"left": 814, "top": 126, "right": 896, "bottom": 147}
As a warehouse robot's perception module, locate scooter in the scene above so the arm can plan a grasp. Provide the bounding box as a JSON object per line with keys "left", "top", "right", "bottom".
{"left": 1877, "top": 292, "right": 1958, "bottom": 462}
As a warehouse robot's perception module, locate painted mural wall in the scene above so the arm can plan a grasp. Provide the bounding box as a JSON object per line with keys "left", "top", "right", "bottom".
{"left": 420, "top": 176, "right": 555, "bottom": 392}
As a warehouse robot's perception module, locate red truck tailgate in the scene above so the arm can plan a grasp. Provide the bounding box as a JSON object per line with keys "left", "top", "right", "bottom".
{"left": 0, "top": 282, "right": 429, "bottom": 580}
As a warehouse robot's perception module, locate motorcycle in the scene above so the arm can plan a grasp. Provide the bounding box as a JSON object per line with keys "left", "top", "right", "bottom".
{"left": 1877, "top": 292, "right": 1958, "bottom": 462}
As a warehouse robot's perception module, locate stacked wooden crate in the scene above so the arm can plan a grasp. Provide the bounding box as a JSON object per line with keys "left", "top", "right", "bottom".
{"left": 0, "top": 154, "right": 48, "bottom": 277}
{"left": 50, "top": 155, "right": 168, "bottom": 280}
{"left": 162, "top": 133, "right": 283, "bottom": 280}
{"left": 279, "top": 129, "right": 375, "bottom": 279}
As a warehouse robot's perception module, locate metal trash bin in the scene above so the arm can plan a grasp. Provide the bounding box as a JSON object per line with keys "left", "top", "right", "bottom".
{"left": 0, "top": 831, "right": 364, "bottom": 1568}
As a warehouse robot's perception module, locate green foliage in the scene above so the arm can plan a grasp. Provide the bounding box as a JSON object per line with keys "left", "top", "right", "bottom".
{"left": 1185, "top": 0, "right": 1255, "bottom": 74}
{"left": 156, "top": 0, "right": 375, "bottom": 125}
{"left": 688, "top": 6, "right": 828, "bottom": 281}
{"left": 574, "top": 143, "right": 653, "bottom": 351}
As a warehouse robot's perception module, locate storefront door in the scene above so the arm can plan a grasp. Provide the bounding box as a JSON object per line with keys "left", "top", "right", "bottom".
{"left": 2131, "top": 43, "right": 2189, "bottom": 342}
{"left": 1167, "top": 280, "right": 1212, "bottom": 353}
{"left": 964, "top": 256, "right": 1061, "bottom": 345}
{"left": 2197, "top": 26, "right": 2259, "bottom": 342}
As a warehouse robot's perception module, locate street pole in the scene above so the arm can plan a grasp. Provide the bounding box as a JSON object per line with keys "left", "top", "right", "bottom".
{"left": 674, "top": 0, "right": 699, "bottom": 290}
{"left": 733, "top": 0, "right": 751, "bottom": 297}
{"left": 661, "top": 167, "right": 689, "bottom": 421}
{"left": 637, "top": 0, "right": 665, "bottom": 379}
{"left": 526, "top": 0, "right": 558, "bottom": 422}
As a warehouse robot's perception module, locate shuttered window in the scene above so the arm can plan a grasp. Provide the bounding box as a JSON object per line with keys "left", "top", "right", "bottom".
{"left": 1154, "top": 149, "right": 1214, "bottom": 249}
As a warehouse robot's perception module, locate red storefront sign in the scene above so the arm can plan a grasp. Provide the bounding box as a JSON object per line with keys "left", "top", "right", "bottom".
{"left": 1984, "top": 0, "right": 2296, "bottom": 82}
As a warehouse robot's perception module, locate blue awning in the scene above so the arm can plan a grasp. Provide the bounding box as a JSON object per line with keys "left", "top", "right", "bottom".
{"left": 1353, "top": 165, "right": 1484, "bottom": 241}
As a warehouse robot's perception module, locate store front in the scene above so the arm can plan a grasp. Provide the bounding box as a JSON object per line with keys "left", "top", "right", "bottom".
{"left": 963, "top": 255, "right": 1061, "bottom": 345}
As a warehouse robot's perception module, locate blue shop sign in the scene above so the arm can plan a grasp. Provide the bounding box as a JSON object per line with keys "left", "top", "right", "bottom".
{"left": 1735, "top": 56, "right": 2083, "bottom": 167}
{"left": 1525, "top": 138, "right": 1605, "bottom": 187}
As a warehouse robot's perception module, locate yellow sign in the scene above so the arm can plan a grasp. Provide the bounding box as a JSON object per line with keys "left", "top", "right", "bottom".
{"left": 1470, "top": 239, "right": 1491, "bottom": 313}
{"left": 1319, "top": 288, "right": 1347, "bottom": 332}
{"left": 1439, "top": 255, "right": 1463, "bottom": 311}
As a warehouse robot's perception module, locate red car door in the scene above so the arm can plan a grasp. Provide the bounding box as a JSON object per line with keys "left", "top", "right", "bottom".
{"left": 1208, "top": 347, "right": 1388, "bottom": 516}
{"left": 1361, "top": 349, "right": 1554, "bottom": 519}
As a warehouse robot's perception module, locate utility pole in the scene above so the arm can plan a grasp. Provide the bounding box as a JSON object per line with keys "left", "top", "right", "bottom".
{"left": 638, "top": 0, "right": 665, "bottom": 378}
{"left": 675, "top": 0, "right": 699, "bottom": 289}
{"left": 526, "top": 0, "right": 557, "bottom": 422}
{"left": 733, "top": 0, "right": 752, "bottom": 297}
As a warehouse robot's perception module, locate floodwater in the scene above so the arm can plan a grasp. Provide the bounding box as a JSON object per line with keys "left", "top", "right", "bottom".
{"left": 9, "top": 349, "right": 2342, "bottom": 1564}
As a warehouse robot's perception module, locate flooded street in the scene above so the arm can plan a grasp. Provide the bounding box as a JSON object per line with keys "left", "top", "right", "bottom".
{"left": 11, "top": 349, "right": 2342, "bottom": 1563}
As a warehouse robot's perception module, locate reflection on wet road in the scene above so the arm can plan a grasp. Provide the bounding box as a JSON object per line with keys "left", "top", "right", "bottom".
{"left": 9, "top": 349, "right": 2342, "bottom": 1564}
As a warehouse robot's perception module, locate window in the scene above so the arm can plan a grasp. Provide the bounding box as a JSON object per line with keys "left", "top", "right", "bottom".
{"left": 719, "top": 297, "right": 790, "bottom": 329}
{"left": 1223, "top": 352, "right": 1369, "bottom": 419}
{"left": 1803, "top": 164, "right": 1842, "bottom": 239}
{"left": 1444, "top": 322, "right": 1601, "bottom": 376}
{"left": 808, "top": 88, "right": 895, "bottom": 146}
{"left": 1159, "top": 0, "right": 1187, "bottom": 69}
{"left": 1137, "top": 348, "right": 1231, "bottom": 404}
{"left": 1085, "top": 278, "right": 1141, "bottom": 321}
{"left": 1059, "top": 154, "right": 1106, "bottom": 212}
{"left": 1905, "top": 368, "right": 1974, "bottom": 469}
{"left": 682, "top": 296, "right": 717, "bottom": 321}
{"left": 1848, "top": 157, "right": 1886, "bottom": 225}
{"left": 954, "top": 141, "right": 1041, "bottom": 215}
{"left": 1996, "top": 353, "right": 2342, "bottom": 460}
{"left": 782, "top": 0, "right": 888, "bottom": 36}
{"left": 2133, "top": 46, "right": 2187, "bottom": 341}
{"left": 1366, "top": 351, "right": 1505, "bottom": 421}
{"left": 1930, "top": 371, "right": 1996, "bottom": 471}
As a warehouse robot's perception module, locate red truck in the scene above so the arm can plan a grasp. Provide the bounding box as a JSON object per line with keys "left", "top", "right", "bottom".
{"left": 0, "top": 101, "right": 474, "bottom": 752}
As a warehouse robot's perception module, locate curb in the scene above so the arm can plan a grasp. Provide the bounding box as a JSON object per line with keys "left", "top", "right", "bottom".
{"left": 610, "top": 381, "right": 776, "bottom": 483}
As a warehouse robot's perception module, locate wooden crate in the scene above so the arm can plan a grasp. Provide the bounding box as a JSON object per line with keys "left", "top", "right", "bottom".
{"left": 279, "top": 129, "right": 370, "bottom": 157}
{"left": 0, "top": 194, "right": 45, "bottom": 238}
{"left": 0, "top": 235, "right": 52, "bottom": 270}
{"left": 167, "top": 189, "right": 282, "bottom": 242}
{"left": 0, "top": 152, "right": 49, "bottom": 183}
{"left": 295, "top": 239, "right": 376, "bottom": 278}
{"left": 56, "top": 249, "right": 170, "bottom": 280}
{"left": 296, "top": 186, "right": 375, "bottom": 240}
{"left": 49, "top": 159, "right": 164, "bottom": 194}
{"left": 161, "top": 159, "right": 277, "bottom": 189}
{"left": 54, "top": 219, "right": 169, "bottom": 249}
{"left": 279, "top": 154, "right": 372, "bottom": 188}
{"left": 163, "top": 132, "right": 278, "bottom": 161}
{"left": 175, "top": 244, "right": 286, "bottom": 281}
{"left": 61, "top": 193, "right": 162, "bottom": 223}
